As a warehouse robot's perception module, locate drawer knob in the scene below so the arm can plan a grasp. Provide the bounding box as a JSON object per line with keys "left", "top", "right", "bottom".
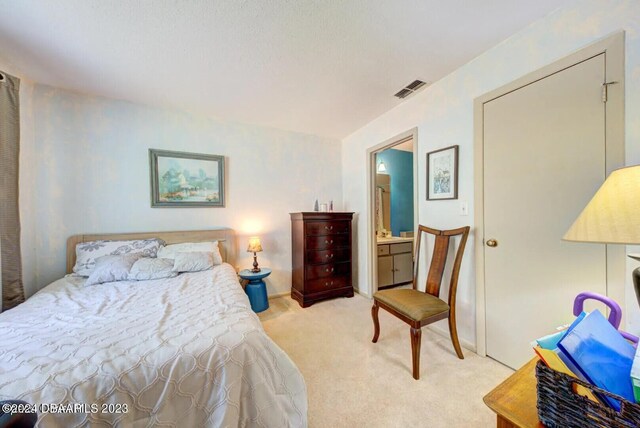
{"left": 325, "top": 239, "right": 334, "bottom": 244}
{"left": 325, "top": 225, "right": 334, "bottom": 230}
{"left": 325, "top": 254, "right": 334, "bottom": 259}
{"left": 325, "top": 281, "right": 334, "bottom": 287}
{"left": 325, "top": 267, "right": 335, "bottom": 273}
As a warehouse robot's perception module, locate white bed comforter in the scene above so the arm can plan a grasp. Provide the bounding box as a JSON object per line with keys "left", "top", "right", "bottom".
{"left": 0, "top": 263, "right": 307, "bottom": 427}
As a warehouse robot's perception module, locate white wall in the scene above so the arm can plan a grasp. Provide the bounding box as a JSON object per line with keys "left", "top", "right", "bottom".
{"left": 22, "top": 85, "right": 342, "bottom": 297}
{"left": 342, "top": 0, "right": 640, "bottom": 348}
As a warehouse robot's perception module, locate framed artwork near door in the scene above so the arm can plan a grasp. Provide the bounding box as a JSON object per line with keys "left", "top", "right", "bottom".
{"left": 426, "top": 145, "right": 458, "bottom": 200}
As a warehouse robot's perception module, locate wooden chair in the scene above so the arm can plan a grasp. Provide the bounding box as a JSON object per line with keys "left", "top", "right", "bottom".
{"left": 371, "top": 225, "right": 470, "bottom": 380}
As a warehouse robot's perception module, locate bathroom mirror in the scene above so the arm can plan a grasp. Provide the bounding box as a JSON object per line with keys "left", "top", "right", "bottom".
{"left": 375, "top": 173, "right": 391, "bottom": 235}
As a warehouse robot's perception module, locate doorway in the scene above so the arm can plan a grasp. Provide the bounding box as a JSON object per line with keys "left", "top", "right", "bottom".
{"left": 367, "top": 129, "right": 419, "bottom": 297}
{"left": 474, "top": 33, "right": 625, "bottom": 369}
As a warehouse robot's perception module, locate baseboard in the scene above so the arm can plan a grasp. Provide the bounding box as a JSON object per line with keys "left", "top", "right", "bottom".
{"left": 270, "top": 288, "right": 371, "bottom": 300}
{"left": 268, "top": 291, "right": 290, "bottom": 300}
{"left": 355, "top": 288, "right": 371, "bottom": 299}
{"left": 427, "top": 324, "right": 477, "bottom": 353}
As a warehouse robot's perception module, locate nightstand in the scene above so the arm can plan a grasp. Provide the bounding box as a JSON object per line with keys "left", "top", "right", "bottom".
{"left": 239, "top": 268, "right": 271, "bottom": 313}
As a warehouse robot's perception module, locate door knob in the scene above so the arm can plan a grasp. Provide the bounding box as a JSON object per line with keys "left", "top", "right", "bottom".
{"left": 486, "top": 239, "right": 498, "bottom": 248}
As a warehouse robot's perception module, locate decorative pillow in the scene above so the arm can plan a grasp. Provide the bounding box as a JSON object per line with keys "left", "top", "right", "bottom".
{"left": 128, "top": 258, "right": 178, "bottom": 281}
{"left": 172, "top": 252, "right": 214, "bottom": 273}
{"left": 85, "top": 253, "right": 144, "bottom": 286}
{"left": 158, "top": 241, "right": 223, "bottom": 265}
{"left": 74, "top": 238, "right": 164, "bottom": 276}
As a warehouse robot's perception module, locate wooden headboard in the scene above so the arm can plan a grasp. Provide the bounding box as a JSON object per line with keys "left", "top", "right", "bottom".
{"left": 66, "top": 228, "right": 237, "bottom": 274}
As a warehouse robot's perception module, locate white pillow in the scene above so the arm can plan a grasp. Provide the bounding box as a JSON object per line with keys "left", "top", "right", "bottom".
{"left": 158, "top": 241, "right": 223, "bottom": 265}
{"left": 128, "top": 258, "right": 178, "bottom": 281}
{"left": 74, "top": 238, "right": 164, "bottom": 276}
{"left": 172, "top": 252, "right": 214, "bottom": 273}
{"left": 86, "top": 253, "right": 144, "bottom": 286}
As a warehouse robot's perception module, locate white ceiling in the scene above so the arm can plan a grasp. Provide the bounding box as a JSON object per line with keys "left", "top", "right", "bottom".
{"left": 393, "top": 139, "right": 414, "bottom": 152}
{"left": 0, "top": 0, "right": 568, "bottom": 139}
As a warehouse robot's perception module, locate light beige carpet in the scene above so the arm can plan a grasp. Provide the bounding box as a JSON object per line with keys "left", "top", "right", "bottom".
{"left": 259, "top": 293, "right": 514, "bottom": 428}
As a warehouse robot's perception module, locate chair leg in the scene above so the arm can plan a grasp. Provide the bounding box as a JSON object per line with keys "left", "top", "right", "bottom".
{"left": 448, "top": 313, "right": 464, "bottom": 359}
{"left": 410, "top": 327, "right": 422, "bottom": 380}
{"left": 371, "top": 301, "right": 380, "bottom": 343}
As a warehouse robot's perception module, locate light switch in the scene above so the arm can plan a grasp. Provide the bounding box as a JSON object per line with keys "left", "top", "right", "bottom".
{"left": 460, "top": 201, "right": 469, "bottom": 216}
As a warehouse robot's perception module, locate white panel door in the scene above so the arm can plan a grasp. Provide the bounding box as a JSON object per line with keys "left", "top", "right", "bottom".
{"left": 484, "top": 54, "right": 607, "bottom": 369}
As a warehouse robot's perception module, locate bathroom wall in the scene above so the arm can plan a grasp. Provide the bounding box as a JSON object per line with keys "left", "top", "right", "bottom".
{"left": 376, "top": 148, "right": 414, "bottom": 236}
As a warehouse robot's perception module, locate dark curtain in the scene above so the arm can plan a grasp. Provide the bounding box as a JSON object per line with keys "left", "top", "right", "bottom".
{"left": 0, "top": 70, "right": 24, "bottom": 310}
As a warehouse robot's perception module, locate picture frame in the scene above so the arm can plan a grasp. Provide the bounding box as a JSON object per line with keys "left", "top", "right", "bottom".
{"left": 426, "top": 145, "right": 458, "bottom": 200}
{"left": 149, "top": 149, "right": 225, "bottom": 207}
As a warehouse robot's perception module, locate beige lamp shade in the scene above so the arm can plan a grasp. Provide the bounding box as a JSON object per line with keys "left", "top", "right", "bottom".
{"left": 564, "top": 165, "right": 640, "bottom": 244}
{"left": 247, "top": 236, "right": 263, "bottom": 253}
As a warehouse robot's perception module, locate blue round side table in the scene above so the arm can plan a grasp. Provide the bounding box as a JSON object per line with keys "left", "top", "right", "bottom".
{"left": 239, "top": 268, "right": 271, "bottom": 313}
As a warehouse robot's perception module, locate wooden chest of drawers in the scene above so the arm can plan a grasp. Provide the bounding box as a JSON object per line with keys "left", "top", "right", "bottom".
{"left": 290, "top": 212, "right": 354, "bottom": 307}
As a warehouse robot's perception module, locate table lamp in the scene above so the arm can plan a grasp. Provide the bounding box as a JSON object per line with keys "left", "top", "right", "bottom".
{"left": 563, "top": 165, "right": 640, "bottom": 306}
{"left": 247, "top": 236, "right": 263, "bottom": 273}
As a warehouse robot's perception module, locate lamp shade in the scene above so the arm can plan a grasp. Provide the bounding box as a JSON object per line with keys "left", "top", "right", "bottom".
{"left": 564, "top": 165, "right": 640, "bottom": 244}
{"left": 377, "top": 161, "right": 387, "bottom": 173}
{"left": 247, "top": 236, "right": 263, "bottom": 253}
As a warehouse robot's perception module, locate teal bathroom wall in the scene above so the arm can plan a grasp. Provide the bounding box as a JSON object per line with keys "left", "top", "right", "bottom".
{"left": 377, "top": 148, "right": 413, "bottom": 236}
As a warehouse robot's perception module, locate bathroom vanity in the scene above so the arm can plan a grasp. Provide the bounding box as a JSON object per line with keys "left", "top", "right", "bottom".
{"left": 377, "top": 236, "right": 414, "bottom": 288}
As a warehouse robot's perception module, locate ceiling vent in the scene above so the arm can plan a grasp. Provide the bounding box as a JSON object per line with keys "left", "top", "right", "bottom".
{"left": 394, "top": 79, "right": 429, "bottom": 99}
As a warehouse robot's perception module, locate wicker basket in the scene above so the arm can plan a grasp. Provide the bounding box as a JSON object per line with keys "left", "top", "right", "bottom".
{"left": 536, "top": 360, "right": 640, "bottom": 427}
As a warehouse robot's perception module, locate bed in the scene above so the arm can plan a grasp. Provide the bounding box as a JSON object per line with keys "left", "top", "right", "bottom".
{"left": 0, "top": 229, "right": 307, "bottom": 427}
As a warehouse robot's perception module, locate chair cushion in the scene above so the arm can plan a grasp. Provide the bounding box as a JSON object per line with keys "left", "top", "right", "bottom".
{"left": 374, "top": 289, "right": 449, "bottom": 322}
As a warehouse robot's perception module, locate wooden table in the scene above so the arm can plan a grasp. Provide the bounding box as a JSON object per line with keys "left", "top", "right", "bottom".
{"left": 483, "top": 358, "right": 545, "bottom": 428}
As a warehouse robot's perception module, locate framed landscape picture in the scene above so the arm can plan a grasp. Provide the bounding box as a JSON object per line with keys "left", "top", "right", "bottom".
{"left": 426, "top": 145, "right": 458, "bottom": 200}
{"left": 149, "top": 149, "right": 225, "bottom": 207}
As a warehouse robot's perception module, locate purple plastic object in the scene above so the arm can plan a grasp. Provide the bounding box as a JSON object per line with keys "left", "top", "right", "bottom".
{"left": 573, "top": 291, "right": 639, "bottom": 345}
{"left": 573, "top": 291, "right": 622, "bottom": 327}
